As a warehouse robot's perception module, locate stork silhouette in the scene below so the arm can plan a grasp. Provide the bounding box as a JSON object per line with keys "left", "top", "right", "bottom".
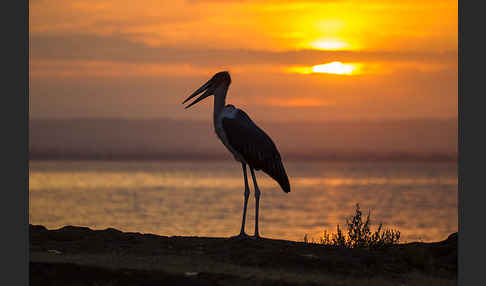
{"left": 183, "top": 71, "right": 290, "bottom": 238}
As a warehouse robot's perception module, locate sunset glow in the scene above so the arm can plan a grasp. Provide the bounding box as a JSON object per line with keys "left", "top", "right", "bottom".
{"left": 286, "top": 62, "right": 361, "bottom": 75}
{"left": 266, "top": 98, "right": 331, "bottom": 107}
{"left": 29, "top": 0, "right": 459, "bottom": 254}
{"left": 309, "top": 40, "right": 350, "bottom": 50}
{"left": 29, "top": 0, "right": 458, "bottom": 121}
{"left": 312, "top": 62, "right": 357, "bottom": 75}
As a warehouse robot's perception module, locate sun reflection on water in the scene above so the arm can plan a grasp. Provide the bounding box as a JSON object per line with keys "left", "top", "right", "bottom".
{"left": 29, "top": 160, "right": 458, "bottom": 242}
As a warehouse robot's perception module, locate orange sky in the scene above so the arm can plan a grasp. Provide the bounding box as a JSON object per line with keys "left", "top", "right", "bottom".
{"left": 29, "top": 0, "right": 458, "bottom": 122}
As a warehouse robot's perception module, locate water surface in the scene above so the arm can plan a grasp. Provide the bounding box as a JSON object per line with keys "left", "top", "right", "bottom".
{"left": 29, "top": 160, "right": 457, "bottom": 242}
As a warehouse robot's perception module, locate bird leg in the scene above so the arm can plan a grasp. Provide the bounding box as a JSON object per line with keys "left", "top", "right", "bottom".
{"left": 237, "top": 163, "right": 250, "bottom": 237}
{"left": 249, "top": 167, "right": 261, "bottom": 238}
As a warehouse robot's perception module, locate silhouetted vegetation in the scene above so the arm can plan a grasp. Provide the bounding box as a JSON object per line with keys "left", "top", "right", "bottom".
{"left": 304, "top": 203, "right": 401, "bottom": 249}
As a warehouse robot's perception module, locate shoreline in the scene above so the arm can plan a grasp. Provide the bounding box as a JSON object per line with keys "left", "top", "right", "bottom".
{"left": 30, "top": 224, "right": 457, "bottom": 285}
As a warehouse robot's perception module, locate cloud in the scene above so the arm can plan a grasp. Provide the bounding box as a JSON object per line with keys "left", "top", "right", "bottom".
{"left": 29, "top": 0, "right": 457, "bottom": 122}
{"left": 29, "top": 58, "right": 457, "bottom": 121}
{"left": 184, "top": 0, "right": 345, "bottom": 3}
{"left": 30, "top": 33, "right": 456, "bottom": 67}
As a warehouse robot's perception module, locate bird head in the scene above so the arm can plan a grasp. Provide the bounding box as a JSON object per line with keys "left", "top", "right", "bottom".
{"left": 183, "top": 71, "right": 231, "bottom": 109}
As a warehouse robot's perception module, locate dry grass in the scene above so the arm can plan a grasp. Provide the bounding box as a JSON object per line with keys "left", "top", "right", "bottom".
{"left": 304, "top": 203, "right": 401, "bottom": 249}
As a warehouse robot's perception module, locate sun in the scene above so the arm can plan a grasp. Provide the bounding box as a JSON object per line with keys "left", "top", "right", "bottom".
{"left": 312, "top": 62, "right": 357, "bottom": 75}
{"left": 309, "top": 40, "right": 350, "bottom": 50}
{"left": 286, "top": 62, "right": 361, "bottom": 75}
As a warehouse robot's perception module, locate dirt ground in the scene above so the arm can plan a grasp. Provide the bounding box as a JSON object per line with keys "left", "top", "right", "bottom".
{"left": 30, "top": 225, "right": 457, "bottom": 286}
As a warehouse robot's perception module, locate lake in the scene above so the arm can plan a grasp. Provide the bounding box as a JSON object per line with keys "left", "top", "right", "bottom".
{"left": 29, "top": 159, "right": 457, "bottom": 242}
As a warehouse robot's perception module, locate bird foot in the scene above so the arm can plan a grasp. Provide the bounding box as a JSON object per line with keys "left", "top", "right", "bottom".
{"left": 229, "top": 233, "right": 250, "bottom": 240}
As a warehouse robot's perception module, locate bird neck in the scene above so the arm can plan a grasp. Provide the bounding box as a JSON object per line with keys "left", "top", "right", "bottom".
{"left": 213, "top": 87, "right": 228, "bottom": 123}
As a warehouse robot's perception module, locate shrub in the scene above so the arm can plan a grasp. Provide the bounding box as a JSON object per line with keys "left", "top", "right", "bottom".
{"left": 305, "top": 203, "right": 401, "bottom": 249}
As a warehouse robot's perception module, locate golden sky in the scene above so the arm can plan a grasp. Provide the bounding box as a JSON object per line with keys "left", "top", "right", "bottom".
{"left": 30, "top": 0, "right": 458, "bottom": 122}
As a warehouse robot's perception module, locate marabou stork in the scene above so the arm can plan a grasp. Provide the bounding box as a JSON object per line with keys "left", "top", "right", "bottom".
{"left": 183, "top": 71, "right": 290, "bottom": 239}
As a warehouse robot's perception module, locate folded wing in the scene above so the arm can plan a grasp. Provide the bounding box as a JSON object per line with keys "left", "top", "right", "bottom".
{"left": 222, "top": 109, "right": 290, "bottom": 193}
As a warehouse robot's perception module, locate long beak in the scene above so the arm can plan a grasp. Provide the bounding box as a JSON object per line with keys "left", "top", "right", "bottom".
{"left": 183, "top": 80, "right": 212, "bottom": 109}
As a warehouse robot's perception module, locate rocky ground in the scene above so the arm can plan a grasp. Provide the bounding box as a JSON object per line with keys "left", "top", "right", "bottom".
{"left": 30, "top": 225, "right": 457, "bottom": 286}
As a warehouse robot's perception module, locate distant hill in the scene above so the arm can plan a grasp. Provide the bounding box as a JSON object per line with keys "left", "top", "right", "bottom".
{"left": 29, "top": 118, "right": 457, "bottom": 161}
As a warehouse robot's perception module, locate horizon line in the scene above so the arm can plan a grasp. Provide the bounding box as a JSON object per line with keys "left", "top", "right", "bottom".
{"left": 29, "top": 116, "right": 459, "bottom": 124}
{"left": 29, "top": 151, "right": 458, "bottom": 163}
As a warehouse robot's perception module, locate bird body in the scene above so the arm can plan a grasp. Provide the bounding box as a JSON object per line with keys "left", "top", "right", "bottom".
{"left": 220, "top": 106, "right": 290, "bottom": 193}
{"left": 183, "top": 71, "right": 290, "bottom": 238}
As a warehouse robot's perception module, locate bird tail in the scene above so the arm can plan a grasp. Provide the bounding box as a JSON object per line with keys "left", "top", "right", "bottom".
{"left": 278, "top": 173, "right": 291, "bottom": 193}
